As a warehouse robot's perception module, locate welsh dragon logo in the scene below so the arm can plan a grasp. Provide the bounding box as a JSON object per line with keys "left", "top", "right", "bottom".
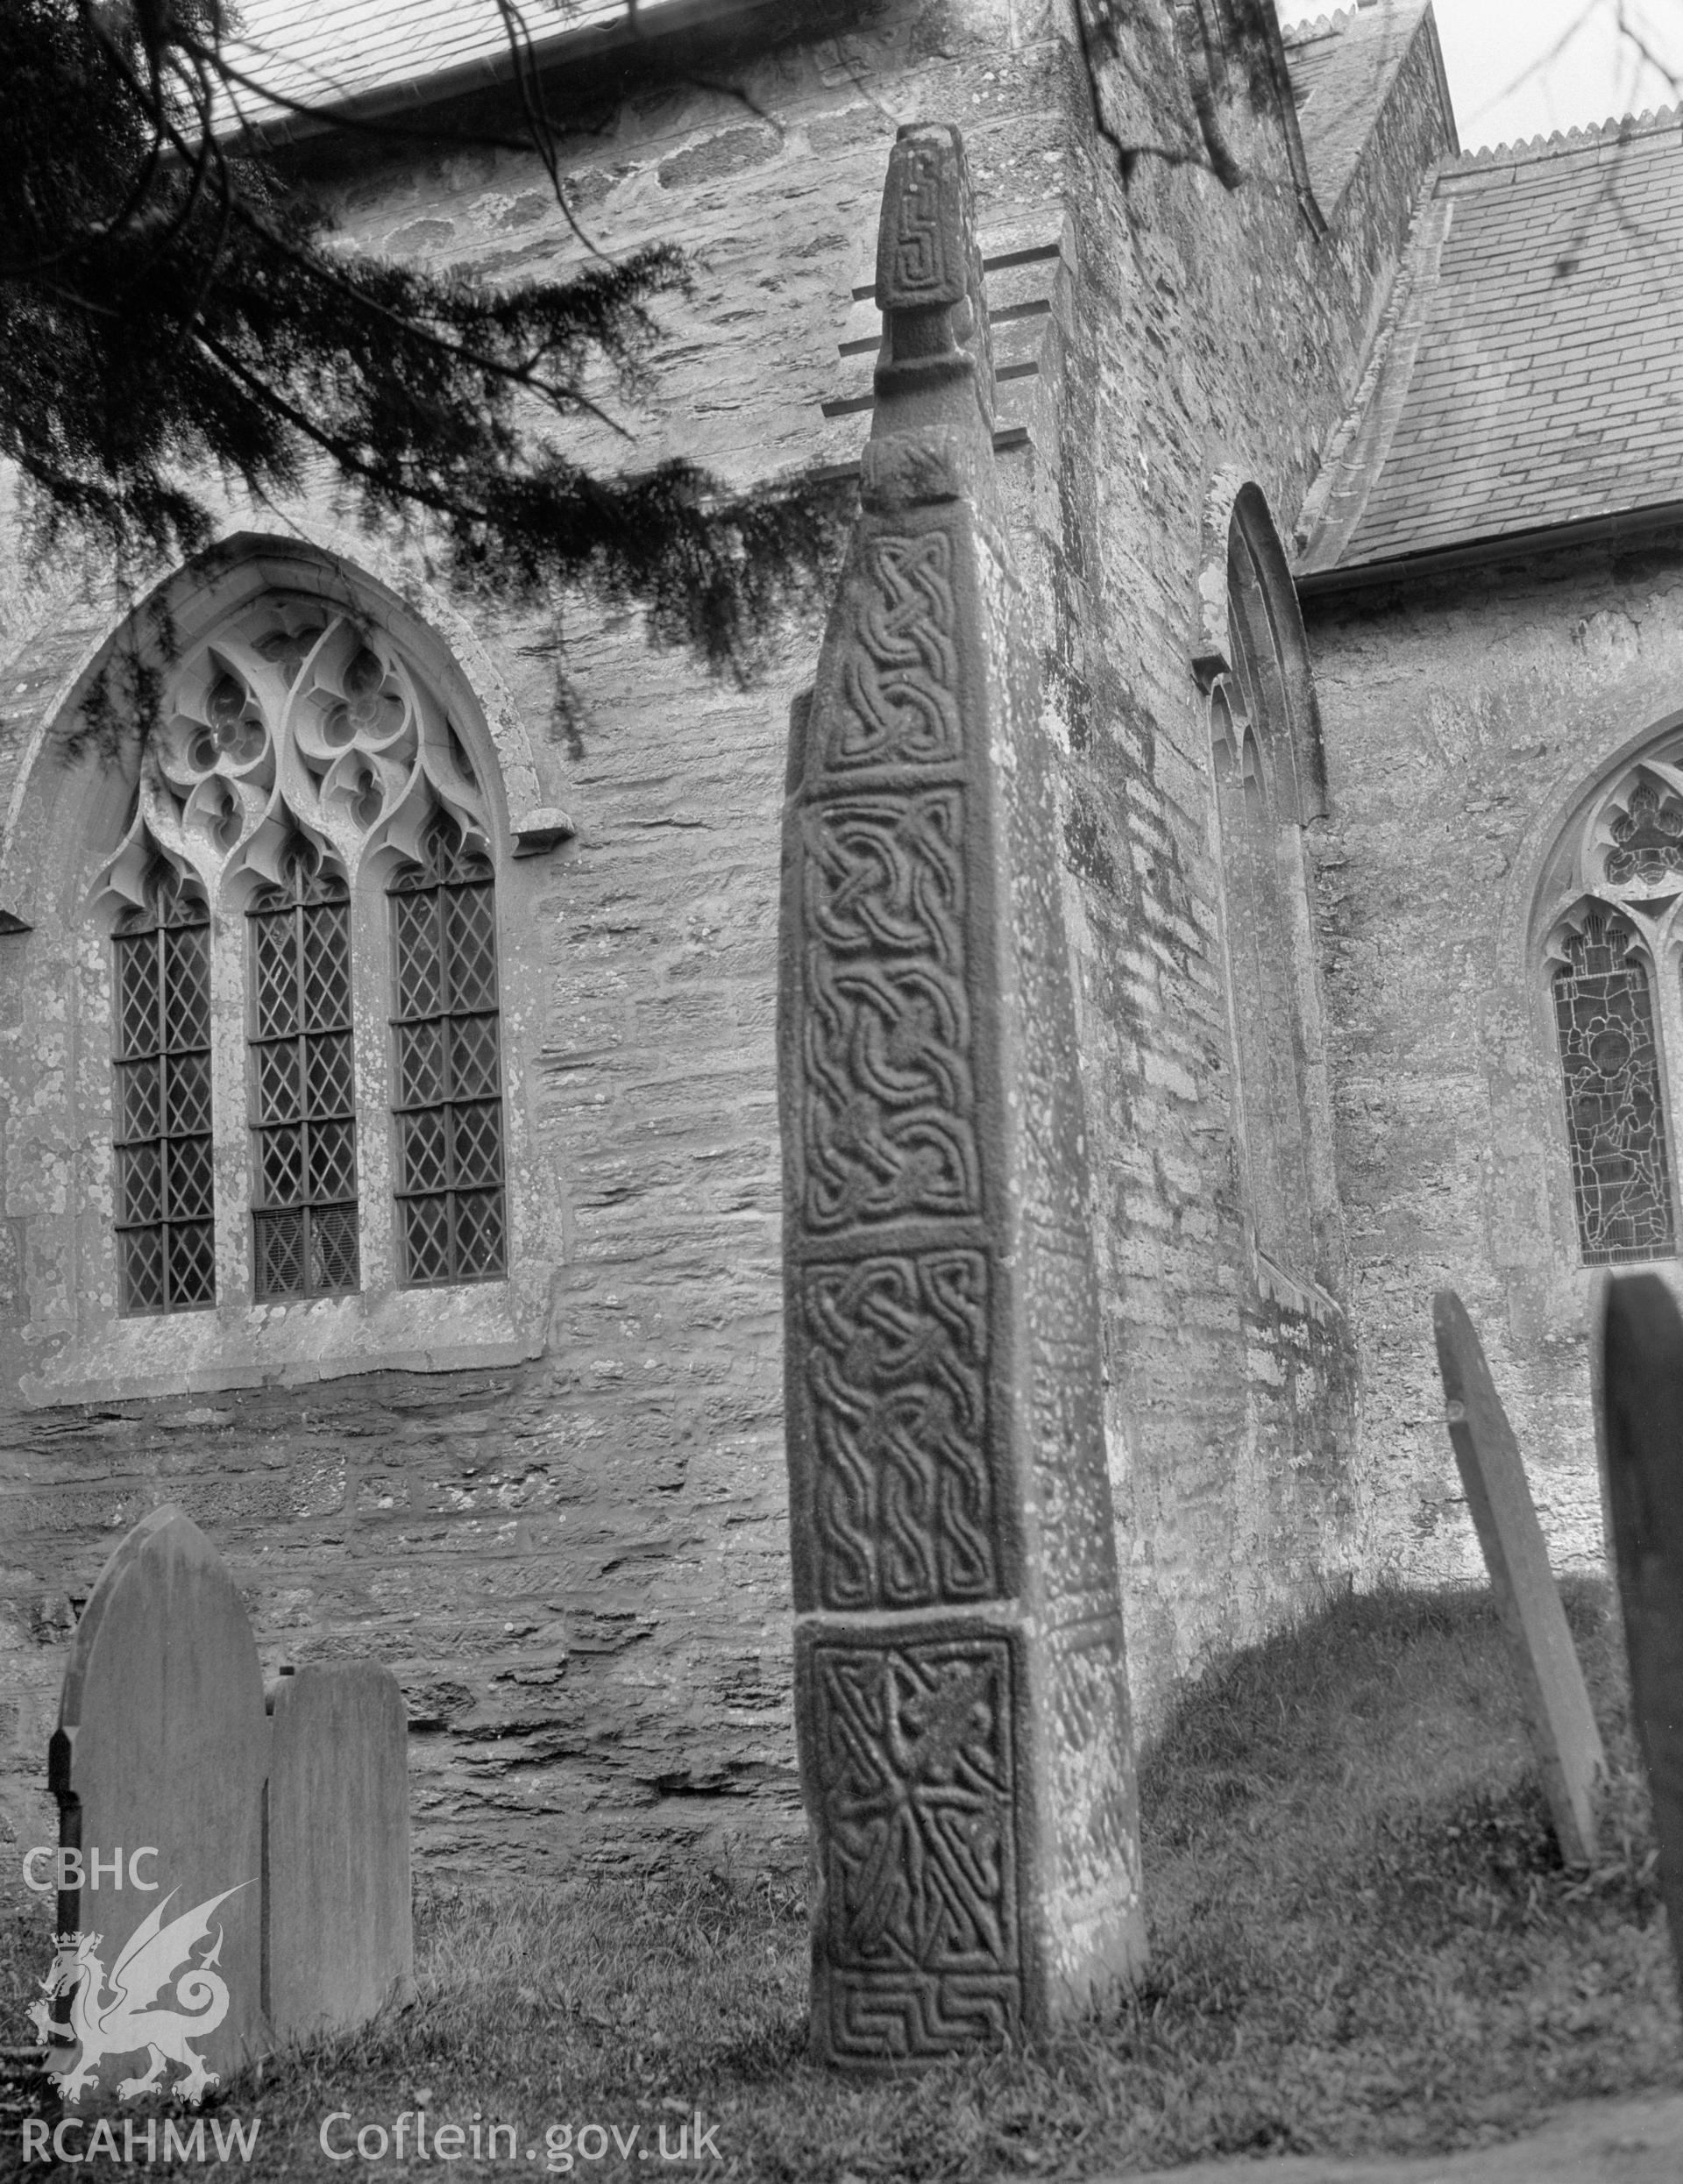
{"left": 28, "top": 1884, "right": 250, "bottom": 2103}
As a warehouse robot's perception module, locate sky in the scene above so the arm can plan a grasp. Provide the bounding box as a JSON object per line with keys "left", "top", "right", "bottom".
{"left": 1281, "top": 0, "right": 1683, "bottom": 150}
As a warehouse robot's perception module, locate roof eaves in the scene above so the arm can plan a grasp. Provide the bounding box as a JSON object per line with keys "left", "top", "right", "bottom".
{"left": 231, "top": 0, "right": 770, "bottom": 148}
{"left": 1296, "top": 496, "right": 1683, "bottom": 601}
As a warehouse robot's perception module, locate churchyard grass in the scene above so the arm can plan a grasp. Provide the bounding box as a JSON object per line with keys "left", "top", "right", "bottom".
{"left": 4, "top": 1576, "right": 1678, "bottom": 2178}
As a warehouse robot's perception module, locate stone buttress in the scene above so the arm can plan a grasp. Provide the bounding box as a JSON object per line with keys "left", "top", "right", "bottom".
{"left": 777, "top": 122, "right": 1147, "bottom": 2070}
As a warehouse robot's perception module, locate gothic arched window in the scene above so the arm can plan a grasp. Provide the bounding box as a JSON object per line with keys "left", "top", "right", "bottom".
{"left": 1552, "top": 907, "right": 1674, "bottom": 1265}
{"left": 1537, "top": 745, "right": 1683, "bottom": 1268}
{"left": 0, "top": 539, "right": 561, "bottom": 1402}
{"left": 1207, "top": 489, "right": 1335, "bottom": 1300}
{"left": 96, "top": 589, "right": 508, "bottom": 1318}
{"left": 112, "top": 862, "right": 217, "bottom": 1315}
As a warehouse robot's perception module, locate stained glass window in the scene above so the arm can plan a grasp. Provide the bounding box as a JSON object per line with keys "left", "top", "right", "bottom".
{"left": 247, "top": 838, "right": 360, "bottom": 1299}
{"left": 1553, "top": 908, "right": 1676, "bottom": 1264}
{"left": 112, "top": 864, "right": 217, "bottom": 1314}
{"left": 389, "top": 815, "right": 507, "bottom": 1286}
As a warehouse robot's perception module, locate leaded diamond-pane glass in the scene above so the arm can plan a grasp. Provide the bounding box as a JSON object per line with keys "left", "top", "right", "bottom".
{"left": 451, "top": 1102, "right": 502, "bottom": 1187}
{"left": 394, "top": 894, "right": 442, "bottom": 1016}
{"left": 451, "top": 1016, "right": 499, "bottom": 1099}
{"left": 166, "top": 1050, "right": 213, "bottom": 1136}
{"left": 398, "top": 1106, "right": 448, "bottom": 1195}
{"left": 1554, "top": 908, "right": 1676, "bottom": 1265}
{"left": 248, "top": 837, "right": 359, "bottom": 1298}
{"left": 313, "top": 1205, "right": 360, "bottom": 1292}
{"left": 117, "top": 1142, "right": 164, "bottom": 1228}
{"left": 254, "top": 1209, "right": 306, "bottom": 1300}
{"left": 401, "top": 1194, "right": 451, "bottom": 1285}
{"left": 389, "top": 815, "right": 507, "bottom": 1285}
{"left": 168, "top": 1135, "right": 216, "bottom": 1221}
{"left": 117, "top": 1057, "right": 162, "bottom": 1142}
{"left": 119, "top": 1227, "right": 165, "bottom": 1312}
{"left": 396, "top": 1021, "right": 445, "bottom": 1108}
{"left": 168, "top": 1220, "right": 217, "bottom": 1306}
{"left": 112, "top": 862, "right": 216, "bottom": 1314}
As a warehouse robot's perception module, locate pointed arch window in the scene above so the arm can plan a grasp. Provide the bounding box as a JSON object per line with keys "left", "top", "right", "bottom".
{"left": 248, "top": 837, "right": 359, "bottom": 1300}
{"left": 1211, "top": 692, "right": 1314, "bottom": 1277}
{"left": 112, "top": 861, "right": 217, "bottom": 1314}
{"left": 89, "top": 585, "right": 517, "bottom": 1327}
{"left": 1552, "top": 908, "right": 1675, "bottom": 1265}
{"left": 389, "top": 815, "right": 507, "bottom": 1287}
{"left": 1207, "top": 487, "right": 1333, "bottom": 1297}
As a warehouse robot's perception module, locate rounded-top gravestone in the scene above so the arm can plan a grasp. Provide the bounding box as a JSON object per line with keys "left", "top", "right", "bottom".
{"left": 45, "top": 1505, "right": 269, "bottom": 2100}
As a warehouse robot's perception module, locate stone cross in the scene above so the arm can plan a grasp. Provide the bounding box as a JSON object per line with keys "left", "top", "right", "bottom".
{"left": 1594, "top": 1271, "right": 1683, "bottom": 2002}
{"left": 1433, "top": 1290, "right": 1603, "bottom": 1864}
{"left": 777, "top": 121, "right": 1146, "bottom": 2071}
{"left": 265, "top": 1662, "right": 415, "bottom": 2038}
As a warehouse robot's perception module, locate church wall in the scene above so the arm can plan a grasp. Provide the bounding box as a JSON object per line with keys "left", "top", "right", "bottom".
{"left": 1302, "top": 534, "right": 1683, "bottom": 1587}
{"left": 0, "top": 1, "right": 1449, "bottom": 1880}
{"left": 1042, "top": 7, "right": 1452, "bottom": 1711}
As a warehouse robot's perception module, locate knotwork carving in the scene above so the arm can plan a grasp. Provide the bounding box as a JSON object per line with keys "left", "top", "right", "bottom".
{"left": 879, "top": 134, "right": 963, "bottom": 302}
{"left": 802, "top": 1250, "right": 995, "bottom": 1610}
{"left": 811, "top": 1635, "right": 1021, "bottom": 2061}
{"left": 801, "top": 787, "right": 978, "bottom": 1232}
{"left": 780, "top": 121, "right": 1146, "bottom": 2067}
{"left": 820, "top": 530, "right": 962, "bottom": 775}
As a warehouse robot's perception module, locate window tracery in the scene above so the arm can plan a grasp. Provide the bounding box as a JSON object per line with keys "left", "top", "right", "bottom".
{"left": 95, "top": 589, "right": 502, "bottom": 1315}
{"left": 1537, "top": 732, "right": 1683, "bottom": 1266}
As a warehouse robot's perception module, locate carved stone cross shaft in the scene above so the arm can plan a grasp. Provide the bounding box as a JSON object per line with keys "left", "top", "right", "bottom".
{"left": 777, "top": 123, "right": 1147, "bottom": 2070}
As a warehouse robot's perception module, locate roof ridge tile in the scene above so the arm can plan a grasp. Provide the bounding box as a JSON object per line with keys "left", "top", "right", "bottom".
{"left": 1442, "top": 103, "right": 1683, "bottom": 173}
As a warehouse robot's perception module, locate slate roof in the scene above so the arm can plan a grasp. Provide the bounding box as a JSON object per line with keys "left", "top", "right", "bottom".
{"left": 227, "top": 0, "right": 694, "bottom": 130}
{"left": 1282, "top": 2, "right": 1452, "bottom": 217}
{"left": 1296, "top": 108, "right": 1683, "bottom": 581}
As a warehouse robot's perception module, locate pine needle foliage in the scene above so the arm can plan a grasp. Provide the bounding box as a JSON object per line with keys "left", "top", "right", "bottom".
{"left": 0, "top": 0, "right": 851, "bottom": 682}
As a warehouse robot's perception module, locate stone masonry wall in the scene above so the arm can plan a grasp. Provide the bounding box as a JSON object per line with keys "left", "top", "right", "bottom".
{"left": 1303, "top": 535, "right": 1683, "bottom": 1587}
{"left": 1041, "top": 5, "right": 1452, "bottom": 1704}
{"left": 0, "top": 1, "right": 1449, "bottom": 1882}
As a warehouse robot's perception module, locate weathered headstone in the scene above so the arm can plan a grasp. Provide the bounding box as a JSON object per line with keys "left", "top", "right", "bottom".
{"left": 778, "top": 122, "right": 1145, "bottom": 2070}
{"left": 265, "top": 1662, "right": 414, "bottom": 2038}
{"left": 1433, "top": 1290, "right": 1604, "bottom": 1864}
{"left": 1594, "top": 1271, "right": 1683, "bottom": 2001}
{"left": 42, "top": 1505, "right": 269, "bottom": 2102}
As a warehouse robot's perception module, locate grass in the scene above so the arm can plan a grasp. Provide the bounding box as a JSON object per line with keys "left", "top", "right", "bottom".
{"left": 3, "top": 1577, "right": 1679, "bottom": 2179}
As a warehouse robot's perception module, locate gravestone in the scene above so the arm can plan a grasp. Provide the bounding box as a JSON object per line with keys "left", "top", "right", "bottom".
{"left": 43, "top": 1505, "right": 269, "bottom": 2102}
{"left": 1433, "top": 1290, "right": 1603, "bottom": 1864}
{"left": 265, "top": 1662, "right": 415, "bottom": 2038}
{"left": 778, "top": 121, "right": 1145, "bottom": 2071}
{"left": 1594, "top": 1272, "right": 1683, "bottom": 2001}
{"left": 34, "top": 1505, "right": 416, "bottom": 2100}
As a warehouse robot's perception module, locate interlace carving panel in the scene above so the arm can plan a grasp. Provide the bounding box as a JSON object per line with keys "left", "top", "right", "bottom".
{"left": 801, "top": 1250, "right": 996, "bottom": 1610}
{"left": 811, "top": 1635, "right": 1022, "bottom": 2061}
{"left": 800, "top": 788, "right": 979, "bottom": 1234}
{"left": 823, "top": 532, "right": 962, "bottom": 774}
